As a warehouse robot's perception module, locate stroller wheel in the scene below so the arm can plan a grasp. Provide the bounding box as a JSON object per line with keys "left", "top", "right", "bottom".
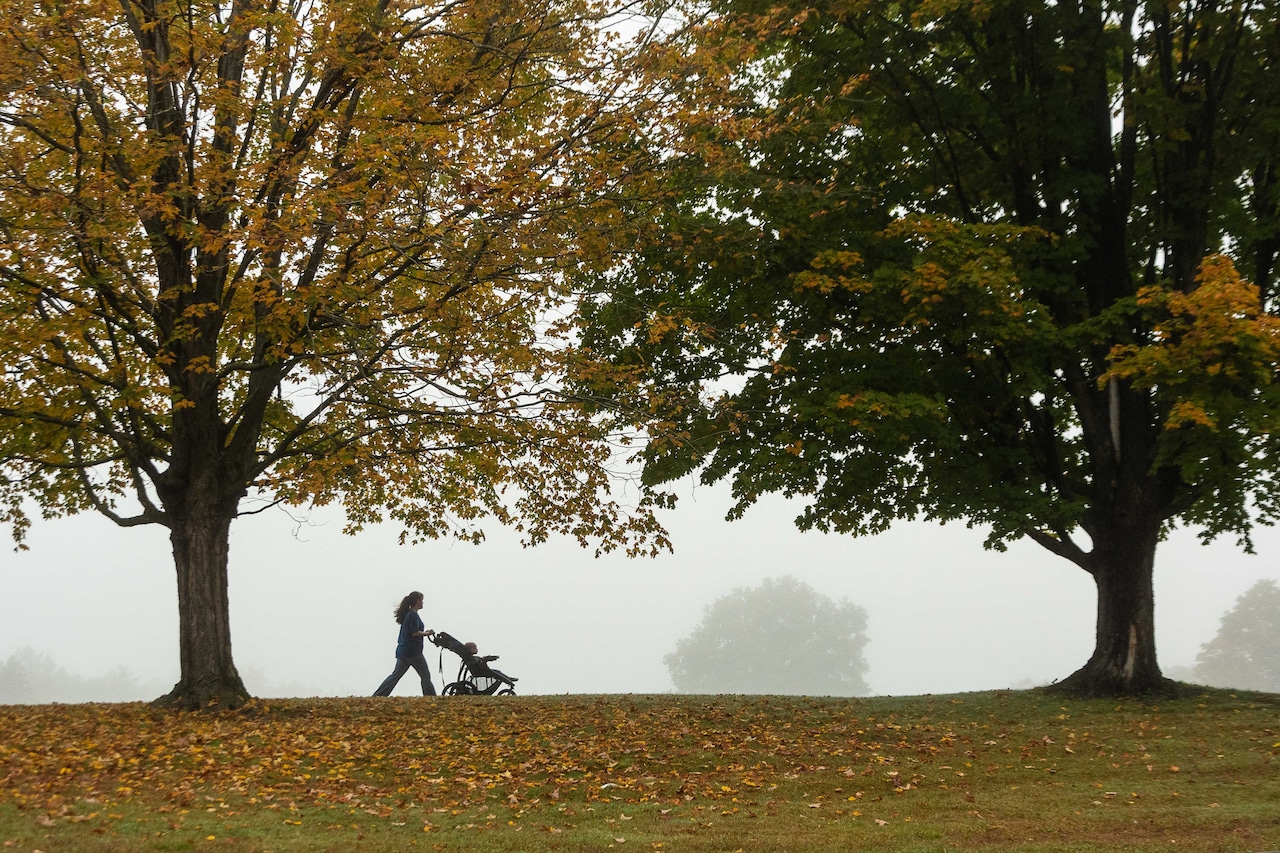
{"left": 498, "top": 688, "right": 516, "bottom": 696}
{"left": 443, "top": 682, "right": 472, "bottom": 696}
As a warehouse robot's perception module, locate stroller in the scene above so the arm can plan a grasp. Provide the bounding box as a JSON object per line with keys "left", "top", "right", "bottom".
{"left": 430, "top": 631, "right": 518, "bottom": 696}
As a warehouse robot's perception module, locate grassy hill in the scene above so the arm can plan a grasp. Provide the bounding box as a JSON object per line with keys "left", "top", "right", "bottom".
{"left": 1, "top": 688, "right": 1277, "bottom": 851}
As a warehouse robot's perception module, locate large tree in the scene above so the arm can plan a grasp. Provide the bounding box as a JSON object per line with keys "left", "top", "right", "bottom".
{"left": 664, "top": 575, "right": 870, "bottom": 696}
{"left": 584, "top": 0, "right": 1280, "bottom": 695}
{"left": 0, "top": 0, "right": 671, "bottom": 708}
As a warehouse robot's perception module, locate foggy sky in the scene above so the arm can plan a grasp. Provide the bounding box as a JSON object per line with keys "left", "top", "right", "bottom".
{"left": 2, "top": 478, "right": 1277, "bottom": 701}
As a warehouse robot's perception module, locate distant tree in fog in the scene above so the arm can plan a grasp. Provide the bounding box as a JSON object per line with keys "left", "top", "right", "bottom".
{"left": 665, "top": 576, "right": 869, "bottom": 696}
{"left": 0, "top": 655, "right": 33, "bottom": 703}
{"left": 1194, "top": 580, "right": 1280, "bottom": 692}
{"left": 0, "top": 647, "right": 154, "bottom": 704}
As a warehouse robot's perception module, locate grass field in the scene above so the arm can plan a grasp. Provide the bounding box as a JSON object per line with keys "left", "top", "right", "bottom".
{"left": 1, "top": 688, "right": 1277, "bottom": 852}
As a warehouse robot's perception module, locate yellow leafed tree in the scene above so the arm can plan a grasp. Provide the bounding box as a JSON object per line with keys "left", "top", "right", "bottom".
{"left": 0, "top": 0, "right": 671, "bottom": 708}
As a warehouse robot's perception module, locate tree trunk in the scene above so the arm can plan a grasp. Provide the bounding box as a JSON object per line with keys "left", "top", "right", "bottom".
{"left": 154, "top": 507, "right": 249, "bottom": 710}
{"left": 1051, "top": 503, "right": 1178, "bottom": 697}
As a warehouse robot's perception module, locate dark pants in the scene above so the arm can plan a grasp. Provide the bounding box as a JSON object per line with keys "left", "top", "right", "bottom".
{"left": 372, "top": 653, "right": 436, "bottom": 696}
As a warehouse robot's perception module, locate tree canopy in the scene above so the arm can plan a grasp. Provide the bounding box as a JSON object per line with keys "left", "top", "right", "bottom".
{"left": 0, "top": 0, "right": 672, "bottom": 707}
{"left": 1195, "top": 579, "right": 1280, "bottom": 692}
{"left": 585, "top": 0, "right": 1280, "bottom": 695}
{"left": 664, "top": 575, "right": 870, "bottom": 696}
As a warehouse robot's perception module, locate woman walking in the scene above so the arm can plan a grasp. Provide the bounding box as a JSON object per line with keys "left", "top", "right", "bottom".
{"left": 372, "top": 591, "right": 437, "bottom": 696}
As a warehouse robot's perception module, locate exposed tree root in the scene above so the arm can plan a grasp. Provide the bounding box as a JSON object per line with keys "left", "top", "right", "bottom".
{"left": 153, "top": 678, "right": 251, "bottom": 711}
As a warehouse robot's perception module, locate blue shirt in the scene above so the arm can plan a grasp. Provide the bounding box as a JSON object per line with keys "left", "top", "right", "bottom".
{"left": 396, "top": 610, "right": 425, "bottom": 658}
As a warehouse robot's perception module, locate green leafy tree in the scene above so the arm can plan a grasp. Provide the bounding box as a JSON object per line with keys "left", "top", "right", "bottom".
{"left": 664, "top": 576, "right": 869, "bottom": 696}
{"left": 586, "top": 0, "right": 1280, "bottom": 695}
{"left": 0, "top": 0, "right": 673, "bottom": 708}
{"left": 1195, "top": 580, "right": 1280, "bottom": 692}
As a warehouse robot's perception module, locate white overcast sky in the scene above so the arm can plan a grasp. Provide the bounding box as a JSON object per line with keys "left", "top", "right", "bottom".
{"left": 2, "top": 477, "right": 1277, "bottom": 700}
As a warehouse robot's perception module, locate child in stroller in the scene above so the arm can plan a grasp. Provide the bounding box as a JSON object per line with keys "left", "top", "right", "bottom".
{"left": 430, "top": 630, "right": 518, "bottom": 695}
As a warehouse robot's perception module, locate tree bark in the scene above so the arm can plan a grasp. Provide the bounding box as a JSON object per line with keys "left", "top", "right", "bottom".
{"left": 1050, "top": 494, "right": 1178, "bottom": 697}
{"left": 154, "top": 488, "right": 249, "bottom": 710}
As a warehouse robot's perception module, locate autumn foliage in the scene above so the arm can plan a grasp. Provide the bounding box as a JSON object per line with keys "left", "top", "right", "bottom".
{"left": 0, "top": 0, "right": 673, "bottom": 707}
